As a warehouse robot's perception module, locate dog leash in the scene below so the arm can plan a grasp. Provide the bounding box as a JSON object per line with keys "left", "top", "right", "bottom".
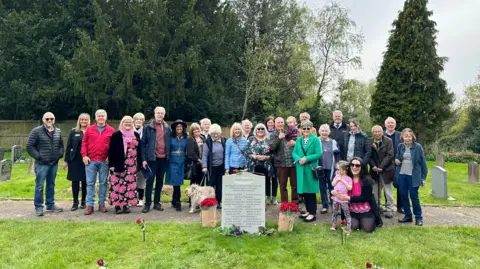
{"left": 199, "top": 174, "right": 209, "bottom": 186}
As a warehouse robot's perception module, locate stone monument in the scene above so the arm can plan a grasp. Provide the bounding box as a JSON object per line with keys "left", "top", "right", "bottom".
{"left": 11, "top": 145, "right": 22, "bottom": 163}
{"left": 468, "top": 161, "right": 479, "bottom": 184}
{"left": 0, "top": 159, "right": 12, "bottom": 182}
{"left": 435, "top": 153, "right": 445, "bottom": 168}
{"left": 28, "top": 159, "right": 36, "bottom": 175}
{"left": 431, "top": 166, "right": 448, "bottom": 199}
{"left": 0, "top": 147, "right": 5, "bottom": 160}
{"left": 222, "top": 172, "right": 265, "bottom": 233}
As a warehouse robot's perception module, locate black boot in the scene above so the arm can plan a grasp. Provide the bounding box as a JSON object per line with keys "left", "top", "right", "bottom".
{"left": 115, "top": 206, "right": 123, "bottom": 214}
{"left": 80, "top": 201, "right": 86, "bottom": 209}
{"left": 71, "top": 203, "right": 79, "bottom": 211}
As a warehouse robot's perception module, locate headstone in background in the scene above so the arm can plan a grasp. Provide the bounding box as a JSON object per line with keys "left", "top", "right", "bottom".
{"left": 0, "top": 147, "right": 4, "bottom": 160}
{"left": 11, "top": 145, "right": 22, "bottom": 163}
{"left": 222, "top": 172, "right": 265, "bottom": 233}
{"left": 435, "top": 153, "right": 445, "bottom": 168}
{"left": 468, "top": 161, "right": 479, "bottom": 184}
{"left": 431, "top": 166, "right": 448, "bottom": 199}
{"left": 0, "top": 159, "right": 12, "bottom": 182}
{"left": 28, "top": 159, "right": 36, "bottom": 175}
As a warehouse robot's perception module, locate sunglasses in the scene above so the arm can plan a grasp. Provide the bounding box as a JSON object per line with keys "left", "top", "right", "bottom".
{"left": 45, "top": 118, "right": 55, "bottom": 121}
{"left": 350, "top": 163, "right": 361, "bottom": 168}
{"left": 257, "top": 128, "right": 265, "bottom": 131}
{"left": 302, "top": 127, "right": 311, "bottom": 130}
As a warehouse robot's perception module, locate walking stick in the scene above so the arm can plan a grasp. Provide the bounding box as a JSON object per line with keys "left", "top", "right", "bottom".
{"left": 377, "top": 173, "right": 382, "bottom": 214}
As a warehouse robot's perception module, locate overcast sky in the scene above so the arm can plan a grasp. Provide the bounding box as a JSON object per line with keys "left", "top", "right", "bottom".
{"left": 304, "top": 0, "right": 480, "bottom": 99}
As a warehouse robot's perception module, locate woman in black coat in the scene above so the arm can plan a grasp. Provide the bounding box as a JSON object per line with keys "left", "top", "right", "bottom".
{"left": 63, "top": 113, "right": 90, "bottom": 211}
{"left": 186, "top": 123, "right": 206, "bottom": 187}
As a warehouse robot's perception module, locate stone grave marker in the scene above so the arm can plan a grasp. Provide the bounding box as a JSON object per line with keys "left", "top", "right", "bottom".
{"left": 11, "top": 145, "right": 22, "bottom": 163}
{"left": 0, "top": 147, "right": 4, "bottom": 160}
{"left": 468, "top": 162, "right": 479, "bottom": 184}
{"left": 28, "top": 159, "right": 36, "bottom": 175}
{"left": 222, "top": 172, "right": 265, "bottom": 233}
{"left": 435, "top": 153, "right": 445, "bottom": 168}
{"left": 0, "top": 159, "right": 12, "bottom": 182}
{"left": 431, "top": 166, "right": 448, "bottom": 199}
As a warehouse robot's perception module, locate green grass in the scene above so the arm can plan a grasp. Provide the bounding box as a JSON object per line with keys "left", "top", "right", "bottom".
{"left": 0, "top": 220, "right": 478, "bottom": 269}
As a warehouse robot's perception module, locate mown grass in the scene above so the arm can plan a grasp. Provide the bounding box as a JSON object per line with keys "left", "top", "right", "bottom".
{"left": 1, "top": 151, "right": 479, "bottom": 206}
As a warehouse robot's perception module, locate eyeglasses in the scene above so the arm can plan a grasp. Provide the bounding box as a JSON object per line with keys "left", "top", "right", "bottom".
{"left": 350, "top": 163, "right": 361, "bottom": 168}
{"left": 257, "top": 128, "right": 265, "bottom": 131}
{"left": 302, "top": 127, "right": 311, "bottom": 130}
{"left": 45, "top": 118, "right": 55, "bottom": 121}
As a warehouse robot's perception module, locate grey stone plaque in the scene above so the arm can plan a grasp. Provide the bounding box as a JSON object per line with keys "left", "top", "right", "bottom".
{"left": 11, "top": 145, "right": 22, "bottom": 163}
{"left": 0, "top": 159, "right": 12, "bottom": 182}
{"left": 0, "top": 147, "right": 4, "bottom": 160}
{"left": 431, "top": 166, "right": 448, "bottom": 199}
{"left": 468, "top": 162, "right": 479, "bottom": 184}
{"left": 221, "top": 172, "right": 265, "bottom": 233}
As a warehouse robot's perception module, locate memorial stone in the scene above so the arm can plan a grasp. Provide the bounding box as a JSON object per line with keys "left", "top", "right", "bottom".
{"left": 431, "top": 166, "right": 448, "bottom": 199}
{"left": 0, "top": 159, "right": 12, "bottom": 182}
{"left": 222, "top": 172, "right": 265, "bottom": 233}
{"left": 0, "top": 147, "right": 4, "bottom": 160}
{"left": 468, "top": 162, "right": 479, "bottom": 184}
{"left": 11, "top": 145, "right": 22, "bottom": 163}
{"left": 435, "top": 153, "right": 445, "bottom": 168}
{"left": 28, "top": 159, "right": 36, "bottom": 175}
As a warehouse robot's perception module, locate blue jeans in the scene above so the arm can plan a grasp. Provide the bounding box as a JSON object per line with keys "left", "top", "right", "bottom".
{"left": 34, "top": 163, "right": 58, "bottom": 209}
{"left": 145, "top": 158, "right": 168, "bottom": 207}
{"left": 398, "top": 174, "right": 422, "bottom": 220}
{"left": 86, "top": 161, "right": 108, "bottom": 206}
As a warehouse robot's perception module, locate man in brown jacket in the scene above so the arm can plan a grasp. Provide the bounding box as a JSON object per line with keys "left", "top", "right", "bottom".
{"left": 370, "top": 125, "right": 395, "bottom": 218}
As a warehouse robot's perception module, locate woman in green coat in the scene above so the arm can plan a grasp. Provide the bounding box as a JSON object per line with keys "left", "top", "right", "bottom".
{"left": 292, "top": 120, "right": 323, "bottom": 222}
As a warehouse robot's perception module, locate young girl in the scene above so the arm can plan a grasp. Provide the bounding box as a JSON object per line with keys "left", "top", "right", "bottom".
{"left": 330, "top": 161, "right": 352, "bottom": 234}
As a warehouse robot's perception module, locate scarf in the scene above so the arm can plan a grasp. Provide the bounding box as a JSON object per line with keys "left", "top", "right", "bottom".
{"left": 120, "top": 128, "right": 135, "bottom": 154}
{"left": 134, "top": 127, "right": 143, "bottom": 139}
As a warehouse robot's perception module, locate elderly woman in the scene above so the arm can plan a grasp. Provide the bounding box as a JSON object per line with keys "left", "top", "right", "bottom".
{"left": 242, "top": 119, "right": 254, "bottom": 139}
{"left": 64, "top": 113, "right": 91, "bottom": 211}
{"left": 292, "top": 120, "right": 322, "bottom": 222}
{"left": 395, "top": 128, "right": 428, "bottom": 226}
{"left": 333, "top": 157, "right": 382, "bottom": 232}
{"left": 133, "top": 112, "right": 146, "bottom": 207}
{"left": 186, "top": 123, "right": 205, "bottom": 186}
{"left": 225, "top": 123, "right": 247, "bottom": 174}
{"left": 202, "top": 124, "right": 226, "bottom": 209}
{"left": 200, "top": 118, "right": 211, "bottom": 139}
{"left": 344, "top": 119, "right": 371, "bottom": 164}
{"left": 245, "top": 123, "right": 275, "bottom": 205}
{"left": 318, "top": 124, "right": 341, "bottom": 214}
{"left": 108, "top": 116, "right": 142, "bottom": 214}
{"left": 166, "top": 120, "right": 188, "bottom": 212}
{"left": 265, "top": 116, "right": 275, "bottom": 139}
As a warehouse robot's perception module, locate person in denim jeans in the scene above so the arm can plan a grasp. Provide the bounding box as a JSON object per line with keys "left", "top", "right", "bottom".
{"left": 26, "top": 112, "right": 64, "bottom": 216}
{"left": 81, "top": 109, "right": 116, "bottom": 215}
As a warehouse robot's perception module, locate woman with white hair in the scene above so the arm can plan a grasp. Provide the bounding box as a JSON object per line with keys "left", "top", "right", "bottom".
{"left": 245, "top": 123, "right": 276, "bottom": 204}
{"left": 202, "top": 124, "right": 226, "bottom": 209}
{"left": 225, "top": 123, "right": 247, "bottom": 174}
{"left": 108, "top": 116, "right": 143, "bottom": 214}
{"left": 133, "top": 112, "right": 146, "bottom": 206}
{"left": 318, "top": 124, "right": 341, "bottom": 214}
{"left": 242, "top": 119, "right": 254, "bottom": 139}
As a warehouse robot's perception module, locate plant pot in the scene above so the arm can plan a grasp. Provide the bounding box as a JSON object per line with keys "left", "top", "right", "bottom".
{"left": 278, "top": 212, "right": 295, "bottom": 232}
{"left": 201, "top": 209, "right": 217, "bottom": 227}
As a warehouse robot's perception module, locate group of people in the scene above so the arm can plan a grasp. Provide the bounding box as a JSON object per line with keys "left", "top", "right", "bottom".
{"left": 28, "top": 108, "right": 428, "bottom": 233}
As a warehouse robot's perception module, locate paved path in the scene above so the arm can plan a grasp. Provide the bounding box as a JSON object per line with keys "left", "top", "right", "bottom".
{"left": 1, "top": 200, "right": 480, "bottom": 227}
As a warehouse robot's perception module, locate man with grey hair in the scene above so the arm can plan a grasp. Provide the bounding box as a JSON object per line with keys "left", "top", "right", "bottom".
{"left": 329, "top": 110, "right": 349, "bottom": 160}
{"left": 370, "top": 125, "right": 395, "bottom": 218}
{"left": 384, "top": 116, "right": 404, "bottom": 213}
{"left": 141, "top": 106, "right": 172, "bottom": 213}
{"left": 27, "top": 112, "right": 65, "bottom": 216}
{"left": 81, "top": 109, "right": 115, "bottom": 215}
{"left": 299, "top": 112, "right": 310, "bottom": 121}
{"left": 200, "top": 118, "right": 211, "bottom": 138}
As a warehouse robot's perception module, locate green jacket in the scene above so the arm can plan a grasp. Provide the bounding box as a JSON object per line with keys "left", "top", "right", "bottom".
{"left": 292, "top": 135, "right": 322, "bottom": 194}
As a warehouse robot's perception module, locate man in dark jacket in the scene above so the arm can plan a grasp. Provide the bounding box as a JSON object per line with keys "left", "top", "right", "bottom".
{"left": 329, "top": 110, "right": 350, "bottom": 159}
{"left": 370, "top": 125, "right": 395, "bottom": 218}
{"left": 344, "top": 119, "right": 371, "bottom": 164}
{"left": 26, "top": 112, "right": 64, "bottom": 216}
{"left": 141, "top": 106, "right": 172, "bottom": 213}
{"left": 384, "top": 116, "right": 403, "bottom": 213}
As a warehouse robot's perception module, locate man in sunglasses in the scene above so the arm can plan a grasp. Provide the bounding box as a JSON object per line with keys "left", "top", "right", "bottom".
{"left": 27, "top": 112, "right": 65, "bottom": 216}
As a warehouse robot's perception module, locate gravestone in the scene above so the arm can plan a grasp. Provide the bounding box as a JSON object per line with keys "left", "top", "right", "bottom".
{"left": 11, "top": 145, "right": 22, "bottom": 163}
{"left": 222, "top": 172, "right": 265, "bottom": 233}
{"left": 0, "top": 147, "right": 4, "bottom": 160}
{"left": 0, "top": 159, "right": 12, "bottom": 182}
{"left": 468, "top": 162, "right": 479, "bottom": 184}
{"left": 431, "top": 166, "right": 448, "bottom": 199}
{"left": 435, "top": 153, "right": 445, "bottom": 168}
{"left": 28, "top": 159, "right": 36, "bottom": 175}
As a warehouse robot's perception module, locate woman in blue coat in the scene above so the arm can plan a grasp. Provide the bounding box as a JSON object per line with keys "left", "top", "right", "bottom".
{"left": 395, "top": 128, "right": 428, "bottom": 226}
{"left": 166, "top": 120, "right": 188, "bottom": 212}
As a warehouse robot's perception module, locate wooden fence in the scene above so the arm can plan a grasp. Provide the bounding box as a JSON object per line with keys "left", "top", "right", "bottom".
{"left": 0, "top": 120, "right": 231, "bottom": 149}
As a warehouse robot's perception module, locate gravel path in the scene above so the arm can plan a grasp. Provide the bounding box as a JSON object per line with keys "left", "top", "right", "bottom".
{"left": 1, "top": 200, "right": 480, "bottom": 227}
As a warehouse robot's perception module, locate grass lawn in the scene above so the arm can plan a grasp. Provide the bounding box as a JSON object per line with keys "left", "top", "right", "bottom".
{"left": 1, "top": 151, "right": 479, "bottom": 206}
{"left": 0, "top": 220, "right": 479, "bottom": 269}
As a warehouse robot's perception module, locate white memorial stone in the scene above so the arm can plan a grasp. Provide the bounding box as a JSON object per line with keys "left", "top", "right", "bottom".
{"left": 431, "top": 166, "right": 448, "bottom": 199}
{"left": 221, "top": 172, "right": 265, "bottom": 233}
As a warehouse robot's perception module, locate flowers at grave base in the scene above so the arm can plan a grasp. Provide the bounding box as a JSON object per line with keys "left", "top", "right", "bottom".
{"left": 278, "top": 202, "right": 298, "bottom": 232}
{"left": 199, "top": 197, "right": 218, "bottom": 210}
{"left": 214, "top": 225, "right": 247, "bottom": 236}
{"left": 135, "top": 218, "right": 147, "bottom": 242}
{"left": 97, "top": 259, "right": 108, "bottom": 268}
{"left": 200, "top": 197, "right": 218, "bottom": 227}
{"left": 279, "top": 202, "right": 299, "bottom": 214}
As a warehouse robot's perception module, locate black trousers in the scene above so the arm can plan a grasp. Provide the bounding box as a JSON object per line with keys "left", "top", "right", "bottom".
{"left": 172, "top": 186, "right": 181, "bottom": 205}
{"left": 209, "top": 165, "right": 224, "bottom": 203}
{"left": 72, "top": 180, "right": 86, "bottom": 204}
{"left": 145, "top": 158, "right": 168, "bottom": 207}
{"left": 254, "top": 165, "right": 278, "bottom": 197}
{"left": 303, "top": 193, "right": 317, "bottom": 215}
{"left": 190, "top": 164, "right": 204, "bottom": 185}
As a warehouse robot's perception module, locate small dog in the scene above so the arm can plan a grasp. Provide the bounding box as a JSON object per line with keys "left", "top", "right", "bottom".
{"left": 185, "top": 184, "right": 216, "bottom": 213}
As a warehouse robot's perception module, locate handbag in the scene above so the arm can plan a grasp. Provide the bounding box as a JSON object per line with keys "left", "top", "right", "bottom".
{"left": 184, "top": 159, "right": 195, "bottom": 180}
{"left": 300, "top": 142, "right": 323, "bottom": 180}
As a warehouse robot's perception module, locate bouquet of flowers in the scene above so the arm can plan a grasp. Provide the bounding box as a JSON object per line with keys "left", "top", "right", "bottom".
{"left": 278, "top": 202, "right": 298, "bottom": 232}
{"left": 200, "top": 197, "right": 218, "bottom": 227}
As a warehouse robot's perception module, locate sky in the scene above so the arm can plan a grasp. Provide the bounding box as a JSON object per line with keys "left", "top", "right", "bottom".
{"left": 304, "top": 0, "right": 480, "bottom": 99}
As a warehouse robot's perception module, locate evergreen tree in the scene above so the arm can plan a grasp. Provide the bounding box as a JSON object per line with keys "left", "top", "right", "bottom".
{"left": 370, "top": 0, "right": 454, "bottom": 143}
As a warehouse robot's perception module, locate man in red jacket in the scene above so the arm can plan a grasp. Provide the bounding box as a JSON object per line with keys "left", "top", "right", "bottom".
{"left": 81, "top": 109, "right": 115, "bottom": 215}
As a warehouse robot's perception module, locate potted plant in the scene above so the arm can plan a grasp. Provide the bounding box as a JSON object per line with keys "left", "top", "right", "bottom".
{"left": 278, "top": 202, "right": 298, "bottom": 232}
{"left": 200, "top": 197, "right": 218, "bottom": 227}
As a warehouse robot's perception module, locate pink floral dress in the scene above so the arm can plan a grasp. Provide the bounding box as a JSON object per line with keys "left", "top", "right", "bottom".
{"left": 109, "top": 139, "right": 138, "bottom": 207}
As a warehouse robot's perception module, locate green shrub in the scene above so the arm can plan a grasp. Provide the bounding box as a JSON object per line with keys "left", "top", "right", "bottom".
{"left": 425, "top": 151, "right": 480, "bottom": 163}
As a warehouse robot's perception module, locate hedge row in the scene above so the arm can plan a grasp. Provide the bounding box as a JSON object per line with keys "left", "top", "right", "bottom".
{"left": 425, "top": 151, "right": 480, "bottom": 164}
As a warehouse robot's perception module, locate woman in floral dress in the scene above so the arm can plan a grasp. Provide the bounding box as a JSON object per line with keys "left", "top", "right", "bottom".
{"left": 245, "top": 123, "right": 275, "bottom": 204}
{"left": 108, "top": 116, "right": 143, "bottom": 214}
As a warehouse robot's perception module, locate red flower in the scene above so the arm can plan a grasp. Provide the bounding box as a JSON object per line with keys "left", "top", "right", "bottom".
{"left": 279, "top": 202, "right": 289, "bottom": 212}
{"left": 341, "top": 220, "right": 346, "bottom": 226}
{"left": 200, "top": 197, "right": 218, "bottom": 207}
{"left": 280, "top": 202, "right": 298, "bottom": 212}
{"left": 288, "top": 203, "right": 299, "bottom": 212}
{"left": 97, "top": 259, "right": 104, "bottom": 266}
{"left": 366, "top": 261, "right": 372, "bottom": 268}
{"left": 136, "top": 218, "right": 142, "bottom": 224}
{"left": 233, "top": 169, "right": 238, "bottom": 174}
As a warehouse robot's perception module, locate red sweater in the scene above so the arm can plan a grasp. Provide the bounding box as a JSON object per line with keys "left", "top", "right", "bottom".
{"left": 81, "top": 124, "right": 116, "bottom": 161}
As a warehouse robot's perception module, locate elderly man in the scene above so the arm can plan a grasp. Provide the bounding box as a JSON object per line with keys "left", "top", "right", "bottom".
{"left": 299, "top": 112, "right": 310, "bottom": 122}
{"left": 269, "top": 117, "right": 299, "bottom": 203}
{"left": 141, "top": 106, "right": 172, "bottom": 213}
{"left": 200, "top": 118, "right": 211, "bottom": 138}
{"left": 384, "top": 116, "right": 403, "bottom": 213}
{"left": 27, "top": 112, "right": 65, "bottom": 216}
{"left": 81, "top": 109, "right": 115, "bottom": 215}
{"left": 370, "top": 125, "right": 395, "bottom": 218}
{"left": 329, "top": 110, "right": 349, "bottom": 159}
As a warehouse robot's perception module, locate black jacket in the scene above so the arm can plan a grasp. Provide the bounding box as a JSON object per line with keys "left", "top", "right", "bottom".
{"left": 64, "top": 129, "right": 83, "bottom": 163}
{"left": 204, "top": 136, "right": 226, "bottom": 174}
{"left": 344, "top": 131, "right": 372, "bottom": 164}
{"left": 186, "top": 136, "right": 205, "bottom": 162}
{"left": 26, "top": 125, "right": 64, "bottom": 165}
{"left": 349, "top": 177, "right": 383, "bottom": 227}
{"left": 329, "top": 121, "right": 350, "bottom": 159}
{"left": 108, "top": 131, "right": 142, "bottom": 173}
